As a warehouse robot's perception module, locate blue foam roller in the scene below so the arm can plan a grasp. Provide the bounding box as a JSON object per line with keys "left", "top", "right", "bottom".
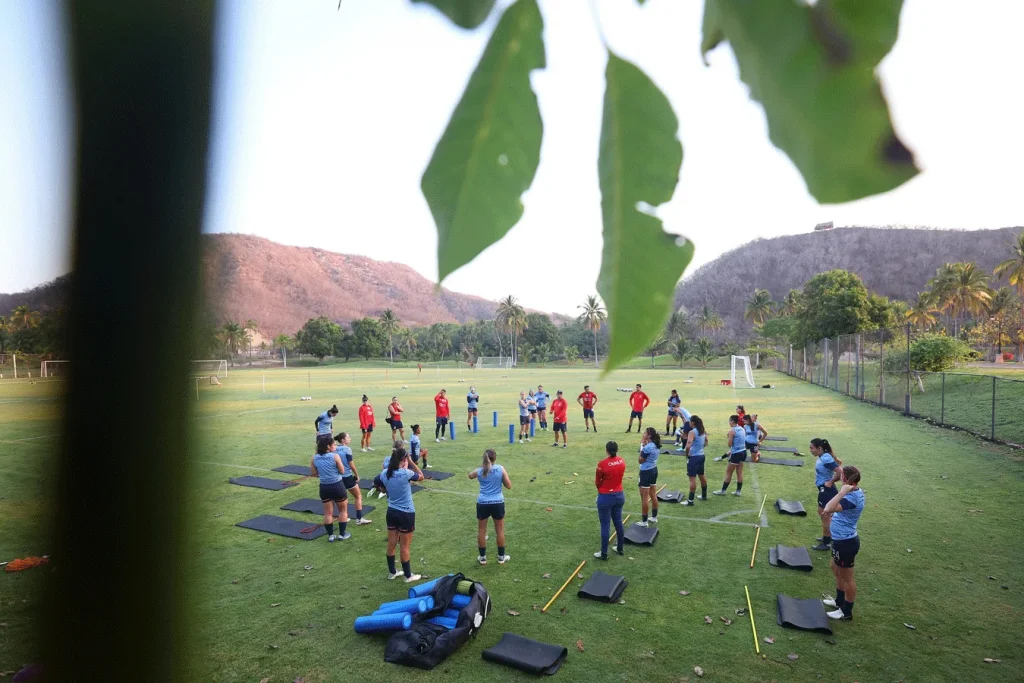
{"left": 509, "top": 424, "right": 515, "bottom": 443}
{"left": 443, "top": 609, "right": 461, "bottom": 620}
{"left": 354, "top": 612, "right": 412, "bottom": 633}
{"left": 449, "top": 421, "right": 456, "bottom": 440}
{"left": 493, "top": 411, "right": 498, "bottom": 427}
{"left": 473, "top": 415, "right": 478, "bottom": 433}
{"left": 407, "top": 574, "right": 453, "bottom": 598}
{"left": 373, "top": 598, "right": 428, "bottom": 615}
{"left": 530, "top": 419, "right": 535, "bottom": 437}
{"left": 427, "top": 616, "right": 458, "bottom": 630}
{"left": 450, "top": 594, "right": 471, "bottom": 608}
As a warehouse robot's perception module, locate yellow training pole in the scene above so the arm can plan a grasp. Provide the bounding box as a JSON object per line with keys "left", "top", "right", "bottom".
{"left": 542, "top": 560, "right": 586, "bottom": 613}
{"left": 749, "top": 526, "right": 761, "bottom": 568}
{"left": 656, "top": 484, "right": 666, "bottom": 495}
{"left": 757, "top": 493, "right": 767, "bottom": 520}
{"left": 609, "top": 514, "right": 631, "bottom": 543}
{"left": 745, "top": 585, "right": 760, "bottom": 654}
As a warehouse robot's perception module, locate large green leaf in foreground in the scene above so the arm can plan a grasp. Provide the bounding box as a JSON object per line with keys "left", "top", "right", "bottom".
{"left": 421, "top": 0, "right": 545, "bottom": 282}
{"left": 702, "top": 0, "right": 917, "bottom": 203}
{"left": 411, "top": 0, "right": 497, "bottom": 30}
{"left": 597, "top": 53, "right": 692, "bottom": 372}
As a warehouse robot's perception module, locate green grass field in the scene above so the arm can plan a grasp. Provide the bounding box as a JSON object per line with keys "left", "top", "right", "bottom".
{"left": 3, "top": 367, "right": 1023, "bottom": 682}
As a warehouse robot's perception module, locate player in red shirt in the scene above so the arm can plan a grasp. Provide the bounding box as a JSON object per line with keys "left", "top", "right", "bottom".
{"left": 358, "top": 395, "right": 376, "bottom": 452}
{"left": 387, "top": 396, "right": 405, "bottom": 442}
{"left": 594, "top": 440, "right": 626, "bottom": 559}
{"left": 577, "top": 385, "right": 598, "bottom": 432}
{"left": 549, "top": 390, "right": 569, "bottom": 448}
{"left": 626, "top": 383, "right": 650, "bottom": 433}
{"left": 434, "top": 389, "right": 450, "bottom": 442}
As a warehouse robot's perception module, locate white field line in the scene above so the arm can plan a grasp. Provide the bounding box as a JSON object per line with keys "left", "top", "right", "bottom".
{"left": 192, "top": 404, "right": 307, "bottom": 420}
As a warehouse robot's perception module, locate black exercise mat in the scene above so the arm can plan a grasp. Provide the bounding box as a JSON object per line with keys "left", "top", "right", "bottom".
{"left": 272, "top": 464, "right": 310, "bottom": 475}
{"left": 661, "top": 448, "right": 687, "bottom": 456}
{"left": 746, "top": 455, "right": 803, "bottom": 466}
{"left": 656, "top": 489, "right": 683, "bottom": 502}
{"left": 623, "top": 523, "right": 659, "bottom": 546}
{"left": 578, "top": 570, "right": 627, "bottom": 602}
{"left": 761, "top": 445, "right": 800, "bottom": 454}
{"left": 280, "top": 498, "right": 376, "bottom": 517}
{"left": 769, "top": 545, "right": 813, "bottom": 571}
{"left": 481, "top": 633, "right": 568, "bottom": 676}
{"left": 775, "top": 499, "right": 807, "bottom": 516}
{"left": 422, "top": 471, "right": 455, "bottom": 481}
{"left": 235, "top": 514, "right": 326, "bottom": 540}
{"left": 764, "top": 436, "right": 789, "bottom": 442}
{"left": 777, "top": 594, "right": 832, "bottom": 634}
{"left": 228, "top": 476, "right": 297, "bottom": 490}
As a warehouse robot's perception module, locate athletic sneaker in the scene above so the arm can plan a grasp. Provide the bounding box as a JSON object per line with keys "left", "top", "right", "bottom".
{"left": 562, "top": 444, "right": 567, "bottom": 448}
{"left": 355, "top": 518, "right": 372, "bottom": 525}
{"left": 635, "top": 520, "right": 649, "bottom": 528}
{"left": 498, "top": 554, "right": 511, "bottom": 564}
{"left": 377, "top": 491, "right": 387, "bottom": 499}
{"left": 732, "top": 491, "right": 742, "bottom": 497}
{"left": 696, "top": 496, "right": 707, "bottom": 501}
{"left": 519, "top": 439, "right": 524, "bottom": 444}
{"left": 361, "top": 448, "right": 367, "bottom": 452}
{"left": 366, "top": 446, "right": 374, "bottom": 451}
{"left": 551, "top": 443, "right": 559, "bottom": 447}
{"left": 478, "top": 556, "right": 487, "bottom": 565}
{"left": 337, "top": 532, "right": 352, "bottom": 540}
{"left": 822, "top": 597, "right": 839, "bottom": 608}
{"left": 826, "top": 609, "right": 851, "bottom": 621}
{"left": 624, "top": 429, "right": 631, "bottom": 433}
{"left": 593, "top": 552, "right": 608, "bottom": 560}
{"left": 681, "top": 500, "right": 694, "bottom": 506}
{"left": 440, "top": 437, "right": 446, "bottom": 441}
{"left": 712, "top": 490, "right": 726, "bottom": 496}
{"left": 435, "top": 438, "right": 441, "bottom": 443}
{"left": 649, "top": 516, "right": 658, "bottom": 524}
{"left": 328, "top": 534, "right": 337, "bottom": 542}
{"left": 388, "top": 572, "right": 400, "bottom": 580}
{"left": 425, "top": 463, "right": 433, "bottom": 468}
{"left": 812, "top": 542, "right": 831, "bottom": 551}
{"left": 404, "top": 573, "right": 422, "bottom": 583}
{"left": 525, "top": 438, "right": 532, "bottom": 442}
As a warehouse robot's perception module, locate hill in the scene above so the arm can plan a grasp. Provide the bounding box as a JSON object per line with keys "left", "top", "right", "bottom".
{"left": 0, "top": 274, "right": 71, "bottom": 318}
{"left": 674, "top": 225, "right": 1023, "bottom": 340}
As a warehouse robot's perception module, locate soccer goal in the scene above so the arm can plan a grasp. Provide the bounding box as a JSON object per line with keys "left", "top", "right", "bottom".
{"left": 41, "top": 360, "right": 70, "bottom": 378}
{"left": 730, "top": 355, "right": 756, "bottom": 389}
{"left": 475, "top": 356, "right": 512, "bottom": 369}
{"left": 192, "top": 359, "right": 228, "bottom": 378}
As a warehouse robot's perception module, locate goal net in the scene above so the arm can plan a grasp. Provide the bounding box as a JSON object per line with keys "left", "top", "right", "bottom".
{"left": 41, "top": 360, "right": 70, "bottom": 378}
{"left": 475, "top": 356, "right": 512, "bottom": 369}
{"left": 730, "top": 355, "right": 755, "bottom": 388}
{"left": 192, "top": 359, "right": 228, "bottom": 378}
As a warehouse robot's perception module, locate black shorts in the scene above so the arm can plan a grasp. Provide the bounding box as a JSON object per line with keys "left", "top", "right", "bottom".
{"left": 583, "top": 408, "right": 594, "bottom": 419}
{"left": 687, "top": 456, "right": 705, "bottom": 477}
{"left": 528, "top": 408, "right": 537, "bottom": 415}
{"left": 630, "top": 410, "right": 644, "bottom": 419}
{"left": 409, "top": 451, "right": 419, "bottom": 463}
{"left": 373, "top": 473, "right": 385, "bottom": 490}
{"left": 519, "top": 415, "right": 530, "bottom": 425}
{"left": 553, "top": 422, "right": 566, "bottom": 433}
{"left": 817, "top": 484, "right": 838, "bottom": 509}
{"left": 831, "top": 536, "right": 860, "bottom": 568}
{"left": 638, "top": 467, "right": 658, "bottom": 488}
{"left": 476, "top": 502, "right": 505, "bottom": 520}
{"left": 319, "top": 481, "right": 348, "bottom": 502}
{"left": 391, "top": 420, "right": 403, "bottom": 430}
{"left": 342, "top": 474, "right": 358, "bottom": 490}
{"left": 436, "top": 417, "right": 448, "bottom": 426}
{"left": 746, "top": 443, "right": 759, "bottom": 454}
{"left": 467, "top": 407, "right": 477, "bottom": 414}
{"left": 729, "top": 451, "right": 747, "bottom": 464}
{"left": 386, "top": 508, "right": 416, "bottom": 533}
{"left": 362, "top": 426, "right": 373, "bottom": 434}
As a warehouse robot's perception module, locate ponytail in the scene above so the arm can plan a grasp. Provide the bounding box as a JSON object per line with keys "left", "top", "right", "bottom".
{"left": 481, "top": 449, "right": 497, "bottom": 477}
{"left": 811, "top": 437, "right": 833, "bottom": 454}
{"left": 644, "top": 427, "right": 661, "bottom": 448}
{"left": 690, "top": 415, "right": 706, "bottom": 436}
{"left": 316, "top": 434, "right": 333, "bottom": 454}
{"left": 386, "top": 446, "right": 407, "bottom": 479}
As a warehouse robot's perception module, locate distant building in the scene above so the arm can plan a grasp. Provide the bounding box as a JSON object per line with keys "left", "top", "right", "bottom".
{"left": 814, "top": 221, "right": 834, "bottom": 231}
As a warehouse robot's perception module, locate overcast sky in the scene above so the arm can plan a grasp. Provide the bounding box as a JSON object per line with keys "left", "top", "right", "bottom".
{"left": 2, "top": 0, "right": 1022, "bottom": 315}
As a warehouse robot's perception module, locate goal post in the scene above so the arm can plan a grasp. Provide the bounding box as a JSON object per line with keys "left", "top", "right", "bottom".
{"left": 730, "top": 355, "right": 755, "bottom": 388}
{"left": 475, "top": 356, "right": 512, "bottom": 369}
{"left": 192, "top": 359, "right": 228, "bottom": 378}
{"left": 41, "top": 360, "right": 70, "bottom": 378}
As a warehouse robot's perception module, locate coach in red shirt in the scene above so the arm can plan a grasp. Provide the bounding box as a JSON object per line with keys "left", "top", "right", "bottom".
{"left": 594, "top": 441, "right": 626, "bottom": 560}
{"left": 578, "top": 385, "right": 598, "bottom": 432}
{"left": 550, "top": 390, "right": 569, "bottom": 448}
{"left": 626, "top": 383, "right": 650, "bottom": 433}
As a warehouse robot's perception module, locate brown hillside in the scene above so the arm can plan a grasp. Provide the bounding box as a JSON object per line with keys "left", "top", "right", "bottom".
{"left": 200, "top": 233, "right": 503, "bottom": 335}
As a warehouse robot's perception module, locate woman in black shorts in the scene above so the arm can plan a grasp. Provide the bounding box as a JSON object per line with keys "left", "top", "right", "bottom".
{"left": 810, "top": 438, "right": 842, "bottom": 551}
{"left": 382, "top": 446, "right": 424, "bottom": 583}
{"left": 310, "top": 434, "right": 350, "bottom": 542}
{"left": 822, "top": 466, "right": 864, "bottom": 620}
{"left": 468, "top": 449, "right": 512, "bottom": 565}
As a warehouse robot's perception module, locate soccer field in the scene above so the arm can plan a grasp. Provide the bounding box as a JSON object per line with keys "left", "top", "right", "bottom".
{"left": 2, "top": 367, "right": 1023, "bottom": 682}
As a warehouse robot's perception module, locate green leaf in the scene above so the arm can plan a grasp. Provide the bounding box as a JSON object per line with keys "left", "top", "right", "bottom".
{"left": 702, "top": 0, "right": 917, "bottom": 203}
{"left": 411, "top": 0, "right": 497, "bottom": 29}
{"left": 597, "top": 53, "right": 692, "bottom": 373}
{"left": 700, "top": 0, "right": 724, "bottom": 63}
{"left": 422, "top": 0, "right": 545, "bottom": 282}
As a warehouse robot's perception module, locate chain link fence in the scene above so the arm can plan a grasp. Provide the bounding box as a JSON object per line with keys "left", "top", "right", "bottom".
{"left": 773, "top": 325, "right": 1024, "bottom": 448}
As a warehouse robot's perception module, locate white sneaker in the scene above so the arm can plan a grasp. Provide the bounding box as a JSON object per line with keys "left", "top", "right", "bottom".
{"left": 328, "top": 534, "right": 337, "bottom": 542}
{"left": 635, "top": 521, "right": 649, "bottom": 528}
{"left": 519, "top": 439, "right": 524, "bottom": 444}
{"left": 712, "top": 490, "right": 726, "bottom": 496}
{"left": 404, "top": 573, "right": 422, "bottom": 583}
{"left": 388, "top": 572, "right": 400, "bottom": 580}
{"left": 526, "top": 438, "right": 532, "bottom": 442}
{"left": 732, "top": 491, "right": 742, "bottom": 496}
{"left": 478, "top": 556, "right": 487, "bottom": 565}
{"left": 649, "top": 516, "right": 658, "bottom": 524}
{"left": 367, "top": 446, "right": 374, "bottom": 451}
{"left": 355, "top": 518, "right": 372, "bottom": 525}
{"left": 822, "top": 597, "right": 838, "bottom": 608}
{"left": 440, "top": 437, "right": 446, "bottom": 441}
{"left": 696, "top": 496, "right": 707, "bottom": 501}
{"left": 435, "top": 438, "right": 441, "bottom": 443}
{"left": 425, "top": 464, "right": 433, "bottom": 468}
{"left": 361, "top": 448, "right": 367, "bottom": 452}
{"left": 498, "top": 554, "right": 510, "bottom": 564}
{"left": 681, "top": 500, "right": 694, "bottom": 506}
{"left": 337, "top": 532, "right": 352, "bottom": 540}
{"left": 826, "top": 608, "right": 847, "bottom": 620}
{"left": 377, "top": 491, "right": 387, "bottom": 499}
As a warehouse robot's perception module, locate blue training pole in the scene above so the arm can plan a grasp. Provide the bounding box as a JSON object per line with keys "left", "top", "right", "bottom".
{"left": 530, "top": 418, "right": 535, "bottom": 438}
{"left": 508, "top": 424, "right": 515, "bottom": 444}
{"left": 492, "top": 411, "right": 498, "bottom": 427}
{"left": 473, "top": 414, "right": 478, "bottom": 433}
{"left": 449, "top": 421, "right": 456, "bottom": 440}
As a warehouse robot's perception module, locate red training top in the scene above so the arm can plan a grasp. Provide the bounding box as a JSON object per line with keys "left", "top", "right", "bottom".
{"left": 358, "top": 404, "right": 375, "bottom": 429}
{"left": 435, "top": 393, "right": 450, "bottom": 418}
{"left": 389, "top": 402, "right": 402, "bottom": 420}
{"left": 550, "top": 397, "right": 568, "bottom": 423}
{"left": 578, "top": 391, "right": 597, "bottom": 409}
{"left": 595, "top": 455, "right": 626, "bottom": 494}
{"left": 629, "top": 390, "right": 650, "bottom": 412}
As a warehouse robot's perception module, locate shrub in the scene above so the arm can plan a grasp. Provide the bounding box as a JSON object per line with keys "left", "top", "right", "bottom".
{"left": 883, "top": 334, "right": 973, "bottom": 374}
{"left": 1002, "top": 352, "right": 1015, "bottom": 362}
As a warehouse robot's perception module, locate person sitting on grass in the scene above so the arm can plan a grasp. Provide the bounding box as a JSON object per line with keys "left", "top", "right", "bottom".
{"left": 358, "top": 395, "right": 375, "bottom": 452}
{"left": 713, "top": 415, "right": 746, "bottom": 496}
{"left": 636, "top": 427, "right": 660, "bottom": 527}
{"left": 334, "top": 432, "right": 371, "bottom": 526}
{"left": 550, "top": 390, "right": 569, "bottom": 448}
{"left": 822, "top": 465, "right": 864, "bottom": 621}
{"left": 594, "top": 440, "right": 626, "bottom": 560}
{"left": 382, "top": 446, "right": 424, "bottom": 583}
{"left": 811, "top": 438, "right": 842, "bottom": 551}
{"left": 469, "top": 449, "right": 512, "bottom": 565}
{"left": 409, "top": 424, "right": 430, "bottom": 469}
{"left": 310, "top": 434, "right": 350, "bottom": 542}
{"left": 681, "top": 415, "right": 709, "bottom": 506}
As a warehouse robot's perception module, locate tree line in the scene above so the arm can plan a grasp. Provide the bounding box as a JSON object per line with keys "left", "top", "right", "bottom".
{"left": 0, "top": 305, "right": 65, "bottom": 357}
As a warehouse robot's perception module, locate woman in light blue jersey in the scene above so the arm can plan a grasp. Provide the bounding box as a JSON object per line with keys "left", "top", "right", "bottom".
{"left": 334, "top": 432, "right": 371, "bottom": 526}
{"left": 468, "top": 449, "right": 512, "bottom": 565}
{"left": 822, "top": 465, "right": 864, "bottom": 621}
{"left": 408, "top": 424, "right": 429, "bottom": 469}
{"left": 681, "top": 415, "right": 709, "bottom": 506}
{"left": 810, "top": 437, "right": 842, "bottom": 551}
{"left": 636, "top": 427, "right": 661, "bottom": 527}
{"left": 743, "top": 414, "right": 767, "bottom": 463}
{"left": 713, "top": 415, "right": 747, "bottom": 496}
{"left": 665, "top": 389, "right": 682, "bottom": 436}
{"left": 314, "top": 405, "right": 339, "bottom": 442}
{"left": 383, "top": 446, "right": 425, "bottom": 583}
{"left": 310, "top": 434, "right": 350, "bottom": 542}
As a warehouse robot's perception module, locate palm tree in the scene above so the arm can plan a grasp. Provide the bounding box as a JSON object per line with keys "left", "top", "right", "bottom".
{"left": 645, "top": 336, "right": 668, "bottom": 368}
{"left": 563, "top": 345, "right": 579, "bottom": 365}
{"left": 10, "top": 305, "right": 41, "bottom": 331}
{"left": 671, "top": 337, "right": 693, "bottom": 368}
{"left": 905, "top": 292, "right": 938, "bottom": 330}
{"left": 0, "top": 316, "right": 9, "bottom": 354}
{"left": 537, "top": 342, "right": 552, "bottom": 366}
{"left": 496, "top": 295, "right": 526, "bottom": 365}
{"left": 243, "top": 319, "right": 258, "bottom": 364}
{"left": 986, "top": 286, "right": 1017, "bottom": 356}
{"left": 694, "top": 337, "right": 715, "bottom": 368}
{"left": 995, "top": 231, "right": 1024, "bottom": 359}
{"left": 220, "top": 322, "right": 248, "bottom": 366}
{"left": 932, "top": 262, "right": 992, "bottom": 333}
{"left": 779, "top": 289, "right": 800, "bottom": 316}
{"left": 398, "top": 328, "right": 417, "bottom": 360}
{"left": 745, "top": 289, "right": 773, "bottom": 326}
{"left": 664, "top": 309, "right": 689, "bottom": 339}
{"left": 379, "top": 309, "right": 400, "bottom": 363}
{"left": 694, "top": 304, "right": 714, "bottom": 335}
{"left": 519, "top": 342, "right": 534, "bottom": 367}
{"left": 577, "top": 295, "right": 606, "bottom": 367}
{"left": 428, "top": 324, "right": 453, "bottom": 363}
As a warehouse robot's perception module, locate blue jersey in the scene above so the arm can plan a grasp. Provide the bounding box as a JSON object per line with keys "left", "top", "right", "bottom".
{"left": 383, "top": 467, "right": 420, "bottom": 513}
{"left": 337, "top": 445, "right": 354, "bottom": 476}
{"left": 519, "top": 399, "right": 529, "bottom": 417}
{"left": 535, "top": 391, "right": 550, "bottom": 409}
{"left": 689, "top": 433, "right": 706, "bottom": 457}
{"left": 639, "top": 442, "right": 660, "bottom": 471}
{"left": 409, "top": 434, "right": 421, "bottom": 457}
{"left": 527, "top": 393, "right": 537, "bottom": 410}
{"left": 829, "top": 488, "right": 865, "bottom": 540}
{"left": 744, "top": 424, "right": 760, "bottom": 445}
{"left": 467, "top": 393, "right": 479, "bottom": 409}
{"left": 313, "top": 452, "right": 342, "bottom": 484}
{"left": 668, "top": 395, "right": 681, "bottom": 414}
{"left": 315, "top": 411, "right": 333, "bottom": 436}
{"left": 678, "top": 405, "right": 691, "bottom": 422}
{"left": 730, "top": 425, "right": 746, "bottom": 453}
{"left": 476, "top": 464, "right": 505, "bottom": 503}
{"left": 815, "top": 453, "right": 839, "bottom": 487}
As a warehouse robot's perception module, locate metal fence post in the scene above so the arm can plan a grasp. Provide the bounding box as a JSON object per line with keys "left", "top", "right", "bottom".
{"left": 940, "top": 373, "right": 945, "bottom": 425}
{"left": 879, "top": 335, "right": 885, "bottom": 404}
{"left": 846, "top": 335, "right": 851, "bottom": 395}
{"left": 904, "top": 323, "right": 911, "bottom": 415}
{"left": 991, "top": 376, "right": 997, "bottom": 440}
{"left": 824, "top": 338, "right": 829, "bottom": 388}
